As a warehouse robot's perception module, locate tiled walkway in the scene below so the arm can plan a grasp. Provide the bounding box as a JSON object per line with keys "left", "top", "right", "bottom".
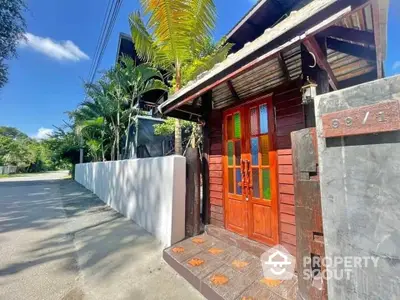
{"left": 164, "top": 233, "right": 297, "bottom": 300}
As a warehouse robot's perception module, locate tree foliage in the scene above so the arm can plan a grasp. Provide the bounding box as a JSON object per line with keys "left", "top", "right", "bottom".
{"left": 69, "top": 57, "right": 167, "bottom": 161}
{"left": 0, "top": 126, "right": 55, "bottom": 172}
{"left": 0, "top": 0, "right": 26, "bottom": 88}
{"left": 130, "top": 0, "right": 232, "bottom": 152}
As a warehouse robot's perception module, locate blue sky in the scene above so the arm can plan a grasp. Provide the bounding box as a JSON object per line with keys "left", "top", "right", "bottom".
{"left": 1, "top": 0, "right": 399, "bottom": 138}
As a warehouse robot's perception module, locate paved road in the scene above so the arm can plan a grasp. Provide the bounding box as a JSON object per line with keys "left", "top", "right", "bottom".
{"left": 0, "top": 172, "right": 203, "bottom": 300}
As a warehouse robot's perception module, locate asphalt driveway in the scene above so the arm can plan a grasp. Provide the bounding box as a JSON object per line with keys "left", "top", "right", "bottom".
{"left": 0, "top": 172, "right": 203, "bottom": 300}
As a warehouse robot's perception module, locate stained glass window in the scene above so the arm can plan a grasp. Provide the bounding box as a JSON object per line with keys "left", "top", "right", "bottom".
{"left": 236, "top": 169, "right": 242, "bottom": 195}
{"left": 262, "top": 169, "right": 271, "bottom": 199}
{"left": 251, "top": 137, "right": 259, "bottom": 166}
{"left": 227, "top": 115, "right": 233, "bottom": 139}
{"left": 250, "top": 108, "right": 259, "bottom": 136}
{"left": 235, "top": 141, "right": 241, "bottom": 166}
{"left": 260, "top": 135, "right": 269, "bottom": 166}
{"left": 252, "top": 169, "right": 260, "bottom": 198}
{"left": 234, "top": 112, "right": 241, "bottom": 138}
{"left": 259, "top": 104, "right": 269, "bottom": 134}
{"left": 227, "top": 141, "right": 234, "bottom": 166}
{"left": 228, "top": 168, "right": 234, "bottom": 194}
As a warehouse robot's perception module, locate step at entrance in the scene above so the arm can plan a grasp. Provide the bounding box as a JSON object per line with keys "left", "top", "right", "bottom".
{"left": 163, "top": 231, "right": 297, "bottom": 300}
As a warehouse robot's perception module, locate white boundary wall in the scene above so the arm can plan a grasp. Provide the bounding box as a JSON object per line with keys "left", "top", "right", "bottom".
{"left": 75, "top": 155, "right": 186, "bottom": 247}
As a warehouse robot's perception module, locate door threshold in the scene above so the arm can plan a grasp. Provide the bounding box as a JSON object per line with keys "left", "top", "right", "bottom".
{"left": 205, "top": 225, "right": 272, "bottom": 258}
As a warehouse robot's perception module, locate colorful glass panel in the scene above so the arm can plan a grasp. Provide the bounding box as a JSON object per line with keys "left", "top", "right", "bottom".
{"left": 260, "top": 135, "right": 269, "bottom": 166}
{"left": 252, "top": 168, "right": 260, "bottom": 198}
{"left": 262, "top": 169, "right": 271, "bottom": 199}
{"left": 259, "top": 104, "right": 269, "bottom": 134}
{"left": 251, "top": 137, "right": 259, "bottom": 166}
{"left": 236, "top": 168, "right": 242, "bottom": 195}
{"left": 228, "top": 168, "right": 234, "bottom": 193}
{"left": 227, "top": 141, "right": 234, "bottom": 166}
{"left": 235, "top": 141, "right": 241, "bottom": 166}
{"left": 227, "top": 115, "right": 233, "bottom": 139}
{"left": 234, "top": 112, "right": 241, "bottom": 138}
{"left": 250, "top": 107, "right": 259, "bottom": 136}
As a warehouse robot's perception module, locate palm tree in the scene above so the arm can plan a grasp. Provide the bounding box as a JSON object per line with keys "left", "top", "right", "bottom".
{"left": 71, "top": 58, "right": 167, "bottom": 161}
{"left": 130, "top": 0, "right": 232, "bottom": 154}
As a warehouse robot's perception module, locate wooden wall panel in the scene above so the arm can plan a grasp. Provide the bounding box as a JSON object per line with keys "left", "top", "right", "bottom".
{"left": 208, "top": 110, "right": 224, "bottom": 227}
{"left": 277, "top": 149, "right": 296, "bottom": 256}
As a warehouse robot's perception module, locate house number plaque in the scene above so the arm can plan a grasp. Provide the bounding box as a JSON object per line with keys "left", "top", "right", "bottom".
{"left": 321, "top": 100, "right": 400, "bottom": 138}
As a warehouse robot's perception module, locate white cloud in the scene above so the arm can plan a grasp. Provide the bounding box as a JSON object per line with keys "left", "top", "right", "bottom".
{"left": 19, "top": 33, "right": 89, "bottom": 62}
{"left": 33, "top": 128, "right": 54, "bottom": 140}
{"left": 393, "top": 61, "right": 400, "bottom": 70}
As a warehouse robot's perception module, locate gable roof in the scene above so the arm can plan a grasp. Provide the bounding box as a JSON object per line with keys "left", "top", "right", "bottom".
{"left": 159, "top": 0, "right": 389, "bottom": 115}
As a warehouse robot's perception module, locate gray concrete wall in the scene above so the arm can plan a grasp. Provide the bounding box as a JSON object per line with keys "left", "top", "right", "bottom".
{"left": 75, "top": 156, "right": 186, "bottom": 247}
{"left": 315, "top": 75, "right": 400, "bottom": 299}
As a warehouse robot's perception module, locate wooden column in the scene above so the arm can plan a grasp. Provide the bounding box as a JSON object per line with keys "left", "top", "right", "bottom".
{"left": 202, "top": 91, "right": 213, "bottom": 225}
{"left": 301, "top": 37, "right": 331, "bottom": 128}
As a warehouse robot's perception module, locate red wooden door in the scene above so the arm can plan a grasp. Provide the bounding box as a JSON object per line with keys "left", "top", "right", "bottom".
{"left": 223, "top": 96, "right": 279, "bottom": 246}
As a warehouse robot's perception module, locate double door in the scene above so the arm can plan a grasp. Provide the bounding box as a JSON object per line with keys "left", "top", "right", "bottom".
{"left": 223, "top": 96, "right": 278, "bottom": 245}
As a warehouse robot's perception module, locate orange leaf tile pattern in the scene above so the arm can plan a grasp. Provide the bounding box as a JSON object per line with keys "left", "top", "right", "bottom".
{"left": 192, "top": 237, "right": 205, "bottom": 244}
{"left": 208, "top": 248, "right": 224, "bottom": 255}
{"left": 211, "top": 274, "right": 229, "bottom": 285}
{"left": 172, "top": 247, "right": 184, "bottom": 253}
{"left": 241, "top": 297, "right": 254, "bottom": 300}
{"left": 188, "top": 258, "right": 205, "bottom": 267}
{"left": 260, "top": 278, "right": 282, "bottom": 287}
{"left": 232, "top": 260, "right": 249, "bottom": 269}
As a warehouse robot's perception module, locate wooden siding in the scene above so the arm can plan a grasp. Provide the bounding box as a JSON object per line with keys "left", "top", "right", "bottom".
{"left": 273, "top": 83, "right": 303, "bottom": 255}
{"left": 209, "top": 111, "right": 224, "bottom": 228}
{"left": 274, "top": 84, "right": 305, "bottom": 150}
{"left": 278, "top": 149, "right": 296, "bottom": 256}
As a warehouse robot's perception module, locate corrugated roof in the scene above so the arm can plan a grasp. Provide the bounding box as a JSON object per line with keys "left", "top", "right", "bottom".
{"left": 159, "top": 0, "right": 338, "bottom": 112}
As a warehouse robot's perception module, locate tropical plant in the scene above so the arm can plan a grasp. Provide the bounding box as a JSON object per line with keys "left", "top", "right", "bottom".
{"left": 129, "top": 0, "right": 232, "bottom": 153}
{"left": 71, "top": 57, "right": 167, "bottom": 161}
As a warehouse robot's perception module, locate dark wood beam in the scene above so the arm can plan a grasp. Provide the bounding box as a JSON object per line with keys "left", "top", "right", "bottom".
{"left": 320, "top": 25, "right": 375, "bottom": 45}
{"left": 371, "top": 0, "right": 383, "bottom": 78}
{"left": 278, "top": 52, "right": 290, "bottom": 82}
{"left": 339, "top": 70, "right": 377, "bottom": 89}
{"left": 303, "top": 37, "right": 339, "bottom": 91}
{"left": 201, "top": 91, "right": 212, "bottom": 225}
{"left": 327, "top": 38, "right": 376, "bottom": 61}
{"left": 226, "top": 80, "right": 241, "bottom": 101}
{"left": 177, "top": 104, "right": 203, "bottom": 116}
{"left": 167, "top": 110, "right": 197, "bottom": 122}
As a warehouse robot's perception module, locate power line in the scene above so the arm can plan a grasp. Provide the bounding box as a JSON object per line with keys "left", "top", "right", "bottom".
{"left": 87, "top": 0, "right": 113, "bottom": 82}
{"left": 87, "top": 0, "right": 123, "bottom": 85}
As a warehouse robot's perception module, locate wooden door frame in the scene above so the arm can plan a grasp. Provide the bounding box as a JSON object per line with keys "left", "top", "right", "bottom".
{"left": 222, "top": 94, "right": 280, "bottom": 246}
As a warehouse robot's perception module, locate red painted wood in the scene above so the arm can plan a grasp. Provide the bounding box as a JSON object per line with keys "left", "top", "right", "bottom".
{"left": 211, "top": 211, "right": 224, "bottom": 221}
{"left": 280, "top": 213, "right": 295, "bottom": 225}
{"left": 210, "top": 177, "right": 223, "bottom": 185}
{"left": 279, "top": 184, "right": 295, "bottom": 194}
{"left": 278, "top": 155, "right": 293, "bottom": 165}
{"left": 210, "top": 198, "right": 223, "bottom": 206}
{"left": 210, "top": 171, "right": 222, "bottom": 178}
{"left": 281, "top": 222, "right": 296, "bottom": 235}
{"left": 280, "top": 194, "right": 295, "bottom": 205}
{"left": 282, "top": 242, "right": 296, "bottom": 256}
{"left": 280, "top": 203, "right": 295, "bottom": 215}
{"left": 277, "top": 149, "right": 292, "bottom": 155}
{"left": 279, "top": 165, "right": 293, "bottom": 174}
{"left": 210, "top": 184, "right": 223, "bottom": 192}
{"left": 282, "top": 232, "right": 297, "bottom": 246}
{"left": 210, "top": 205, "right": 224, "bottom": 214}
{"left": 279, "top": 174, "right": 294, "bottom": 184}
{"left": 209, "top": 164, "right": 223, "bottom": 171}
